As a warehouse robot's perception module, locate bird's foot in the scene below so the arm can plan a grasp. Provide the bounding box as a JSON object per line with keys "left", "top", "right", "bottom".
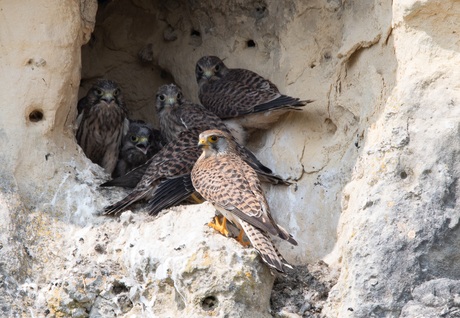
{"left": 208, "top": 216, "right": 229, "bottom": 237}
{"left": 190, "top": 193, "right": 204, "bottom": 204}
{"left": 236, "top": 229, "right": 251, "bottom": 247}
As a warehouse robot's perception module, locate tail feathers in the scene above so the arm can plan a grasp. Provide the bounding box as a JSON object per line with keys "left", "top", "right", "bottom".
{"left": 252, "top": 95, "right": 314, "bottom": 114}
{"left": 241, "top": 221, "right": 287, "bottom": 273}
{"left": 103, "top": 189, "right": 149, "bottom": 215}
{"left": 274, "top": 224, "right": 298, "bottom": 246}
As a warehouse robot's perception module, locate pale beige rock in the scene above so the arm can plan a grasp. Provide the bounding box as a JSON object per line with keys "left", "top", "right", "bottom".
{"left": 2, "top": 0, "right": 460, "bottom": 317}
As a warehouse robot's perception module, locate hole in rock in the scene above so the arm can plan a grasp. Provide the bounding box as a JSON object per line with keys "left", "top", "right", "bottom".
{"left": 400, "top": 171, "right": 407, "bottom": 179}
{"left": 201, "top": 295, "right": 218, "bottom": 311}
{"left": 191, "top": 29, "right": 201, "bottom": 37}
{"left": 29, "top": 110, "right": 44, "bottom": 122}
{"left": 247, "top": 40, "right": 256, "bottom": 47}
{"left": 112, "top": 281, "right": 129, "bottom": 294}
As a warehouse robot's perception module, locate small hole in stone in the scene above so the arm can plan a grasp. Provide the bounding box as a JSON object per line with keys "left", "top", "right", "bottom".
{"left": 29, "top": 110, "right": 44, "bottom": 122}
{"left": 27, "top": 59, "right": 33, "bottom": 65}
{"left": 310, "top": 63, "right": 316, "bottom": 69}
{"left": 112, "top": 281, "right": 129, "bottom": 295}
{"left": 247, "top": 40, "right": 256, "bottom": 48}
{"left": 191, "top": 30, "right": 201, "bottom": 37}
{"left": 201, "top": 295, "right": 218, "bottom": 311}
{"left": 400, "top": 171, "right": 407, "bottom": 179}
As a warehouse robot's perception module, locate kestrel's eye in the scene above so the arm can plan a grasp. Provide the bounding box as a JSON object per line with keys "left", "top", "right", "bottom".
{"left": 215, "top": 64, "right": 220, "bottom": 72}
{"left": 131, "top": 135, "right": 139, "bottom": 142}
{"left": 177, "top": 92, "right": 182, "bottom": 100}
{"left": 208, "top": 135, "right": 219, "bottom": 143}
{"left": 159, "top": 95, "right": 165, "bottom": 101}
{"left": 95, "top": 89, "right": 103, "bottom": 96}
{"left": 197, "top": 66, "right": 203, "bottom": 73}
{"left": 114, "top": 89, "right": 120, "bottom": 96}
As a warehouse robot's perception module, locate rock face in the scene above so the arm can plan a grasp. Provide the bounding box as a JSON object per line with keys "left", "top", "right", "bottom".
{"left": 1, "top": 0, "right": 460, "bottom": 317}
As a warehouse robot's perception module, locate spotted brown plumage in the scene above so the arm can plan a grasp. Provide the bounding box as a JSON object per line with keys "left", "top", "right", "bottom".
{"left": 195, "top": 56, "right": 313, "bottom": 130}
{"left": 155, "top": 83, "right": 286, "bottom": 185}
{"left": 103, "top": 127, "right": 203, "bottom": 216}
{"left": 112, "top": 120, "right": 164, "bottom": 178}
{"left": 76, "top": 79, "right": 128, "bottom": 175}
{"left": 191, "top": 129, "right": 297, "bottom": 273}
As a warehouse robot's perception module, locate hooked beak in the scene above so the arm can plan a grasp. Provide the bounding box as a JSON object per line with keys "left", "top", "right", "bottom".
{"left": 101, "top": 93, "right": 114, "bottom": 105}
{"left": 136, "top": 137, "right": 149, "bottom": 154}
{"left": 198, "top": 139, "right": 208, "bottom": 148}
{"left": 204, "top": 71, "right": 213, "bottom": 80}
{"left": 166, "top": 97, "right": 176, "bottom": 106}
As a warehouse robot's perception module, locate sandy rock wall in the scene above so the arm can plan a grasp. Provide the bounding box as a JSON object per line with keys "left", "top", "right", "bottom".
{"left": 1, "top": 0, "right": 460, "bottom": 317}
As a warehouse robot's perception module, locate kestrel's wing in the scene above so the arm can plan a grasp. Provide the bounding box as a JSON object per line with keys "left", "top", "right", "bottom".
{"left": 199, "top": 68, "right": 312, "bottom": 119}
{"left": 146, "top": 173, "right": 196, "bottom": 216}
{"left": 103, "top": 128, "right": 202, "bottom": 215}
{"left": 193, "top": 154, "right": 296, "bottom": 245}
{"left": 240, "top": 220, "right": 292, "bottom": 273}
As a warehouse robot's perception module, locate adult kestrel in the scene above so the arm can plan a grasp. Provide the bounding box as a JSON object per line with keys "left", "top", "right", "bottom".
{"left": 195, "top": 56, "right": 312, "bottom": 130}
{"left": 191, "top": 129, "right": 297, "bottom": 273}
{"left": 112, "top": 120, "right": 164, "bottom": 178}
{"left": 76, "top": 79, "right": 128, "bottom": 175}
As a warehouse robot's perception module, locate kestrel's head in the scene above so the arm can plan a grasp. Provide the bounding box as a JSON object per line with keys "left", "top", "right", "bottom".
{"left": 197, "top": 129, "right": 235, "bottom": 156}
{"left": 195, "top": 56, "right": 229, "bottom": 87}
{"left": 88, "top": 79, "right": 124, "bottom": 109}
{"left": 124, "top": 121, "right": 154, "bottom": 155}
{"left": 155, "top": 84, "right": 183, "bottom": 113}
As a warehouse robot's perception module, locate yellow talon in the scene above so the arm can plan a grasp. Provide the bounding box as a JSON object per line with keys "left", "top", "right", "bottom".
{"left": 190, "top": 193, "right": 204, "bottom": 204}
{"left": 208, "top": 216, "right": 229, "bottom": 237}
{"left": 236, "top": 229, "right": 251, "bottom": 247}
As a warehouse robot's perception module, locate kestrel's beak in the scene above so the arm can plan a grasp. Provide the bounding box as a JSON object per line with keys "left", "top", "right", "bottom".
{"left": 204, "top": 71, "right": 213, "bottom": 80}
{"left": 136, "top": 137, "right": 149, "bottom": 154}
{"left": 102, "top": 93, "right": 114, "bottom": 104}
{"left": 166, "top": 97, "right": 176, "bottom": 106}
{"left": 198, "top": 139, "right": 209, "bottom": 148}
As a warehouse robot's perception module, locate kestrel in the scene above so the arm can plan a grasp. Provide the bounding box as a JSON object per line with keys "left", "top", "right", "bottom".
{"left": 195, "top": 56, "right": 312, "bottom": 130}
{"left": 103, "top": 127, "right": 204, "bottom": 216}
{"left": 155, "top": 84, "right": 286, "bottom": 185}
{"left": 192, "top": 129, "right": 297, "bottom": 273}
{"left": 76, "top": 79, "right": 128, "bottom": 175}
{"left": 112, "top": 120, "right": 164, "bottom": 178}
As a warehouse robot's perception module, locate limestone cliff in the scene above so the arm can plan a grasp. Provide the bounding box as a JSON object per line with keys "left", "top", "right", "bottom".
{"left": 0, "top": 0, "right": 459, "bottom": 317}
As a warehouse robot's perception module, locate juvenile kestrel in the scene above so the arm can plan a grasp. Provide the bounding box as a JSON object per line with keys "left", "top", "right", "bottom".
{"left": 76, "top": 79, "right": 128, "bottom": 175}
{"left": 195, "top": 56, "right": 312, "bottom": 130}
{"left": 103, "top": 127, "right": 204, "bottom": 216}
{"left": 191, "top": 129, "right": 297, "bottom": 273}
{"left": 155, "top": 84, "right": 286, "bottom": 185}
{"left": 112, "top": 120, "right": 164, "bottom": 178}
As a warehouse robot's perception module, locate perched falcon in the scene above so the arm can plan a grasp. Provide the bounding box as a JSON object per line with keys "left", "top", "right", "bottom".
{"left": 112, "top": 120, "right": 164, "bottom": 178}
{"left": 195, "top": 56, "right": 313, "bottom": 131}
{"left": 76, "top": 79, "right": 128, "bottom": 175}
{"left": 155, "top": 84, "right": 285, "bottom": 185}
{"left": 191, "top": 130, "right": 297, "bottom": 273}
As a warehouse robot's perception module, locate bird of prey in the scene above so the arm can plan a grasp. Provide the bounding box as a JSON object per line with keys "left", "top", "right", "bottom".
{"left": 76, "top": 79, "right": 128, "bottom": 175}
{"left": 103, "top": 127, "right": 203, "bottom": 216}
{"left": 191, "top": 129, "right": 297, "bottom": 273}
{"left": 112, "top": 120, "right": 164, "bottom": 178}
{"left": 195, "top": 55, "right": 313, "bottom": 132}
{"left": 102, "top": 84, "right": 288, "bottom": 216}
{"left": 155, "top": 83, "right": 284, "bottom": 184}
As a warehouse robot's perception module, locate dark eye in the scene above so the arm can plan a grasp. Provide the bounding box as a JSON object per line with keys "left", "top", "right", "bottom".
{"left": 131, "top": 135, "right": 139, "bottom": 142}
{"left": 215, "top": 65, "right": 220, "bottom": 72}
{"left": 114, "top": 89, "right": 120, "bottom": 96}
{"left": 95, "top": 89, "right": 103, "bottom": 96}
{"left": 208, "top": 135, "right": 219, "bottom": 143}
{"left": 177, "top": 92, "right": 182, "bottom": 100}
{"left": 197, "top": 66, "right": 203, "bottom": 73}
{"left": 159, "top": 95, "right": 165, "bottom": 101}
